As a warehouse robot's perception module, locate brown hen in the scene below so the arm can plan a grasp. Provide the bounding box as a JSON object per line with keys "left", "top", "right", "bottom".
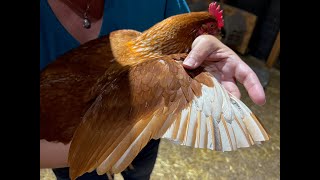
{"left": 40, "top": 2, "right": 269, "bottom": 180}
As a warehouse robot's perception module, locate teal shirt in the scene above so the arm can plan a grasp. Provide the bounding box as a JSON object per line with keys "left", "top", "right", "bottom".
{"left": 40, "top": 0, "right": 190, "bottom": 70}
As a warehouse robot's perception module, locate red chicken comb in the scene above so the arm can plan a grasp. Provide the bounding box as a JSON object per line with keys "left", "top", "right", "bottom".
{"left": 209, "top": 2, "right": 224, "bottom": 29}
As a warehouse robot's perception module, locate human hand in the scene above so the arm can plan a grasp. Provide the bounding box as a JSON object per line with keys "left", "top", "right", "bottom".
{"left": 183, "top": 35, "right": 266, "bottom": 106}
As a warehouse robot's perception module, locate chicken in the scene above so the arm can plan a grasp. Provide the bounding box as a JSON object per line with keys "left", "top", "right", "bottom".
{"left": 40, "top": 2, "right": 269, "bottom": 180}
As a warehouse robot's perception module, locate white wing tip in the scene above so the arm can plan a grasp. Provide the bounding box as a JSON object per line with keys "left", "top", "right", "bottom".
{"left": 162, "top": 78, "right": 269, "bottom": 152}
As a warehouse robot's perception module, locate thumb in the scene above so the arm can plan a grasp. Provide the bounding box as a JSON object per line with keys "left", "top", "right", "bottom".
{"left": 183, "top": 35, "right": 219, "bottom": 69}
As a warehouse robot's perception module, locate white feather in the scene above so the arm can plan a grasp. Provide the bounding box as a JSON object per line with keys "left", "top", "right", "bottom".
{"left": 185, "top": 102, "right": 198, "bottom": 146}
{"left": 162, "top": 76, "right": 269, "bottom": 152}
{"left": 198, "top": 111, "right": 207, "bottom": 148}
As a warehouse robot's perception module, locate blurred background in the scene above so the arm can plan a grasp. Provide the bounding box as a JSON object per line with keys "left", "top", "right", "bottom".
{"left": 41, "top": 0, "right": 280, "bottom": 179}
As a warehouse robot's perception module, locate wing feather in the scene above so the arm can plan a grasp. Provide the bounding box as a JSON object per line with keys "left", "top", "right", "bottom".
{"left": 68, "top": 58, "right": 196, "bottom": 179}
{"left": 162, "top": 72, "right": 270, "bottom": 152}
{"left": 67, "top": 55, "right": 269, "bottom": 180}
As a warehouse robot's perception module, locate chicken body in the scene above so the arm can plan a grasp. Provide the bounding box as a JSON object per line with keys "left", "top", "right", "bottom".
{"left": 40, "top": 11, "right": 269, "bottom": 180}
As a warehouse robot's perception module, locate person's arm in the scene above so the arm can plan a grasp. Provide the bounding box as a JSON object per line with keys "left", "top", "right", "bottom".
{"left": 183, "top": 35, "right": 266, "bottom": 105}
{"left": 40, "top": 140, "right": 70, "bottom": 168}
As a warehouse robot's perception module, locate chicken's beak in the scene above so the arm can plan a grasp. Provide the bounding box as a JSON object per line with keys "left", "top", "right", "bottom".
{"left": 215, "top": 27, "right": 226, "bottom": 41}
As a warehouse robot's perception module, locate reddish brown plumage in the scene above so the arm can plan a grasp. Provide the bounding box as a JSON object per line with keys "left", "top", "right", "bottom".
{"left": 41, "top": 8, "right": 269, "bottom": 180}
{"left": 40, "top": 35, "right": 115, "bottom": 143}
{"left": 40, "top": 11, "right": 217, "bottom": 143}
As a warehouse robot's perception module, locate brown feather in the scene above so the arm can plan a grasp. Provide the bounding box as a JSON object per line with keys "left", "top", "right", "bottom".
{"left": 68, "top": 58, "right": 201, "bottom": 179}
{"left": 40, "top": 29, "right": 143, "bottom": 144}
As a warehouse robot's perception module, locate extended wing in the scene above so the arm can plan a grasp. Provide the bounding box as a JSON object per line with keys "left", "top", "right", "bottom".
{"left": 68, "top": 56, "right": 269, "bottom": 179}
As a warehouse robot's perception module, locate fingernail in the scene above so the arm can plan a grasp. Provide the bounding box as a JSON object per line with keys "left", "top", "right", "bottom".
{"left": 183, "top": 58, "right": 196, "bottom": 67}
{"left": 259, "top": 99, "right": 266, "bottom": 106}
